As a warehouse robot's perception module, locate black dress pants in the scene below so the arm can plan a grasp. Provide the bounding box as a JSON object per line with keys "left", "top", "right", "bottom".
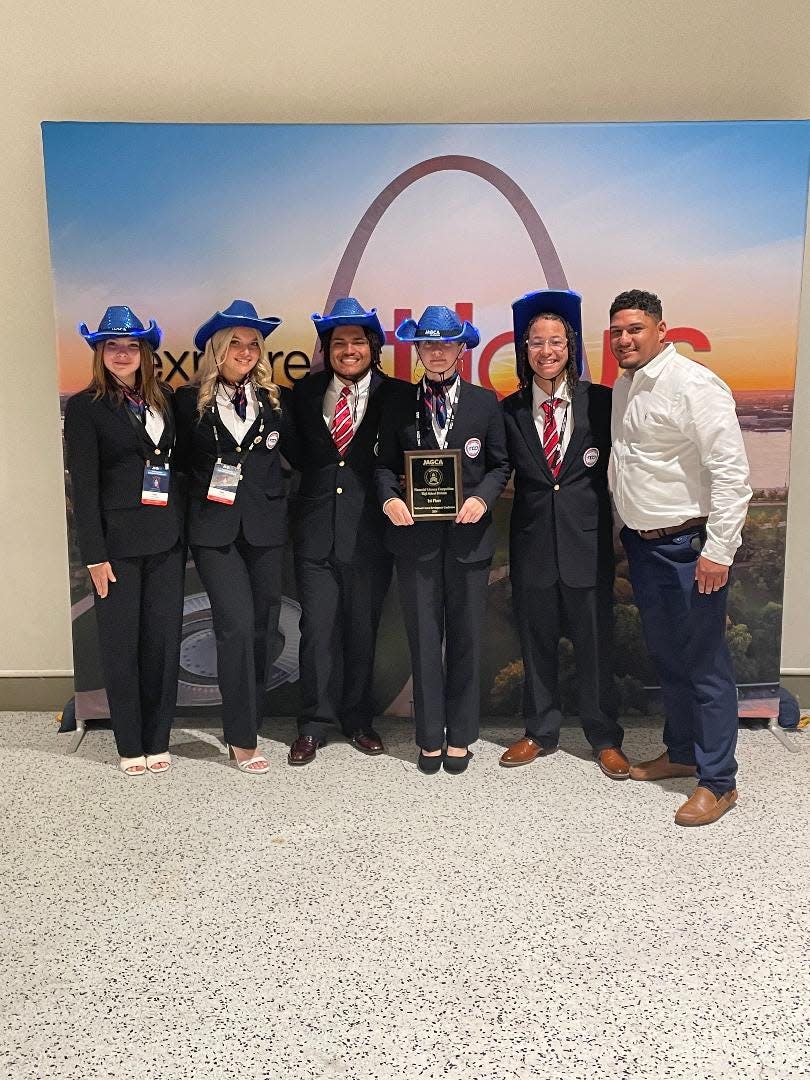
{"left": 396, "top": 548, "right": 491, "bottom": 751}
{"left": 192, "top": 534, "right": 284, "bottom": 749}
{"left": 512, "top": 576, "right": 622, "bottom": 752}
{"left": 295, "top": 549, "right": 392, "bottom": 740}
{"left": 93, "top": 542, "right": 185, "bottom": 758}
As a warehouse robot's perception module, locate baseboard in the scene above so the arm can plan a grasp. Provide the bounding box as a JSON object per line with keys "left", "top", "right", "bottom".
{"left": 780, "top": 673, "right": 809, "bottom": 708}
{"left": 0, "top": 676, "right": 75, "bottom": 712}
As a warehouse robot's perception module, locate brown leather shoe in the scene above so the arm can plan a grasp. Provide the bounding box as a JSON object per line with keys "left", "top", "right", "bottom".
{"left": 350, "top": 730, "right": 384, "bottom": 756}
{"left": 287, "top": 735, "right": 325, "bottom": 766}
{"left": 629, "top": 751, "right": 697, "bottom": 781}
{"left": 674, "top": 786, "right": 738, "bottom": 827}
{"left": 597, "top": 747, "right": 631, "bottom": 780}
{"left": 499, "top": 736, "right": 555, "bottom": 767}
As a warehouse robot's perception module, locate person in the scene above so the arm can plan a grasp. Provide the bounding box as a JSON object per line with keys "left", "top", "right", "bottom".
{"left": 64, "top": 306, "right": 185, "bottom": 776}
{"left": 499, "top": 290, "right": 627, "bottom": 777}
{"left": 286, "top": 298, "right": 410, "bottom": 765}
{"left": 608, "top": 289, "right": 752, "bottom": 826}
{"left": 174, "top": 300, "right": 294, "bottom": 774}
{"left": 375, "top": 306, "right": 510, "bottom": 774}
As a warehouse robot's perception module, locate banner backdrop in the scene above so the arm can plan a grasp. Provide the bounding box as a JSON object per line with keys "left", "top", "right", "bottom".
{"left": 42, "top": 121, "right": 809, "bottom": 722}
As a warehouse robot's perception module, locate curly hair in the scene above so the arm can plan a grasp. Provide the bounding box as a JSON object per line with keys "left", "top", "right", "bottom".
{"left": 89, "top": 340, "right": 169, "bottom": 416}
{"left": 320, "top": 325, "right": 383, "bottom": 375}
{"left": 516, "top": 312, "right": 579, "bottom": 394}
{"left": 194, "top": 327, "right": 281, "bottom": 420}
{"left": 609, "top": 289, "right": 663, "bottom": 321}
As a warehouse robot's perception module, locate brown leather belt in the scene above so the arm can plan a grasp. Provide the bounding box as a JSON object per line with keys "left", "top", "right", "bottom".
{"left": 637, "top": 516, "right": 707, "bottom": 540}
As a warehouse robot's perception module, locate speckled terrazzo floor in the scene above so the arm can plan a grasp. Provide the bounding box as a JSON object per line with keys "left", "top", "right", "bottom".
{"left": 1, "top": 713, "right": 808, "bottom": 1080}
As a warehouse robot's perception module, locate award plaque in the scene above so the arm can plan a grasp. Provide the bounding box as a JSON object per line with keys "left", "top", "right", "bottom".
{"left": 404, "top": 449, "right": 463, "bottom": 521}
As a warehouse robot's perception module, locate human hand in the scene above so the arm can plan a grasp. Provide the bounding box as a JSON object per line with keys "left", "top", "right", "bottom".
{"left": 89, "top": 562, "right": 117, "bottom": 599}
{"left": 695, "top": 556, "right": 729, "bottom": 595}
{"left": 384, "top": 498, "right": 415, "bottom": 526}
{"left": 455, "top": 497, "right": 487, "bottom": 524}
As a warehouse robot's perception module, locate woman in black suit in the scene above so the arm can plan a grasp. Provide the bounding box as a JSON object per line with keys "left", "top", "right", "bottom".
{"left": 64, "top": 306, "right": 185, "bottom": 776}
{"left": 375, "top": 306, "right": 510, "bottom": 774}
{"left": 499, "top": 290, "right": 626, "bottom": 778}
{"left": 174, "top": 300, "right": 294, "bottom": 774}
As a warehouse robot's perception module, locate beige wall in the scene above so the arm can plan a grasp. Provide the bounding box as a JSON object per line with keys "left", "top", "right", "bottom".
{"left": 1, "top": 1, "right": 808, "bottom": 697}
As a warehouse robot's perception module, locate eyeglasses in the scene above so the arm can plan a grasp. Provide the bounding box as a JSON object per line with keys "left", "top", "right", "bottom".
{"left": 527, "top": 338, "right": 568, "bottom": 352}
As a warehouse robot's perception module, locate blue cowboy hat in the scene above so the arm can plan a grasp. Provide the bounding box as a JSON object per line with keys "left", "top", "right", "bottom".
{"left": 311, "top": 297, "right": 386, "bottom": 345}
{"left": 194, "top": 299, "right": 282, "bottom": 352}
{"left": 395, "top": 306, "right": 480, "bottom": 349}
{"left": 79, "top": 305, "right": 161, "bottom": 351}
{"left": 511, "top": 289, "right": 584, "bottom": 375}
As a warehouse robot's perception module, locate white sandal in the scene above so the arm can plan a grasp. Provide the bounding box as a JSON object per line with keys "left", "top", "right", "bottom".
{"left": 228, "top": 745, "right": 270, "bottom": 774}
{"left": 119, "top": 756, "right": 147, "bottom": 776}
{"left": 146, "top": 753, "right": 172, "bottom": 774}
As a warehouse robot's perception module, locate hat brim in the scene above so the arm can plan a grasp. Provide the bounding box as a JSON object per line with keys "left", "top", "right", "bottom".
{"left": 512, "top": 290, "right": 584, "bottom": 376}
{"left": 194, "top": 312, "right": 281, "bottom": 352}
{"left": 79, "top": 320, "right": 161, "bottom": 352}
{"left": 312, "top": 311, "right": 385, "bottom": 344}
{"left": 395, "top": 319, "right": 480, "bottom": 349}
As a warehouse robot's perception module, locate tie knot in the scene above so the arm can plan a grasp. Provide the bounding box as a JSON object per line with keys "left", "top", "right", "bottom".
{"left": 340, "top": 385, "right": 352, "bottom": 400}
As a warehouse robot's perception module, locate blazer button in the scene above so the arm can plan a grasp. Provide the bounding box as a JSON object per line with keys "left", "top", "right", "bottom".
{"left": 336, "top": 487, "right": 343, "bottom": 494}
{"left": 235, "top": 445, "right": 242, "bottom": 453}
{"left": 338, "top": 460, "right": 345, "bottom": 467}
{"left": 154, "top": 448, "right": 161, "bottom": 455}
{"left": 553, "top": 483, "right": 560, "bottom": 491}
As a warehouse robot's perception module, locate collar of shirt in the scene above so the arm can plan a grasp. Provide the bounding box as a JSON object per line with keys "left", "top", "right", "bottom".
{"left": 629, "top": 342, "right": 676, "bottom": 383}
{"left": 323, "top": 369, "right": 372, "bottom": 429}
{"left": 422, "top": 374, "right": 460, "bottom": 406}
{"left": 532, "top": 378, "right": 571, "bottom": 412}
{"left": 215, "top": 379, "right": 258, "bottom": 439}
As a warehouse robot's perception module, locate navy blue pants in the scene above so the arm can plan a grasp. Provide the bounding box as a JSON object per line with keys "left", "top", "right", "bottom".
{"left": 621, "top": 526, "right": 738, "bottom": 794}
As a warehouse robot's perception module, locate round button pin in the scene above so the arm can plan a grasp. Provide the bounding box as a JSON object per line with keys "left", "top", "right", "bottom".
{"left": 336, "top": 487, "right": 343, "bottom": 494}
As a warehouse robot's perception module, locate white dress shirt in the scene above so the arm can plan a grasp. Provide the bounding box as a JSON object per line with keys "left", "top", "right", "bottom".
{"left": 143, "top": 405, "right": 165, "bottom": 446}
{"left": 609, "top": 343, "right": 752, "bottom": 566}
{"left": 323, "top": 370, "right": 372, "bottom": 435}
{"left": 423, "top": 375, "right": 461, "bottom": 450}
{"left": 532, "top": 378, "right": 574, "bottom": 460}
{"left": 216, "top": 379, "right": 258, "bottom": 443}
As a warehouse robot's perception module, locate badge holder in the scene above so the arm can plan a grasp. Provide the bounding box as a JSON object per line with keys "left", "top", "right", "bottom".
{"left": 207, "top": 461, "right": 242, "bottom": 505}
{"left": 142, "top": 462, "right": 170, "bottom": 506}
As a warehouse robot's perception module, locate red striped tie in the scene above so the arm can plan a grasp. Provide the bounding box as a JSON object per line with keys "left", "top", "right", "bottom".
{"left": 541, "top": 398, "right": 563, "bottom": 478}
{"left": 331, "top": 385, "right": 354, "bottom": 456}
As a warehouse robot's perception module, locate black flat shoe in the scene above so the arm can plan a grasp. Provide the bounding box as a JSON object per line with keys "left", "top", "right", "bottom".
{"left": 443, "top": 750, "right": 473, "bottom": 774}
{"left": 417, "top": 751, "right": 443, "bottom": 775}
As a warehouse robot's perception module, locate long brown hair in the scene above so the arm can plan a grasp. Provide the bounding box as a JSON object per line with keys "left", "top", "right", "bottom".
{"left": 89, "top": 339, "right": 168, "bottom": 416}
{"left": 194, "top": 327, "right": 281, "bottom": 420}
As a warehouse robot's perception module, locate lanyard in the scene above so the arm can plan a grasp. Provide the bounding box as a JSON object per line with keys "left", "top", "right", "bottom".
{"left": 210, "top": 390, "right": 265, "bottom": 468}
{"left": 415, "top": 379, "right": 458, "bottom": 450}
{"left": 122, "top": 403, "right": 172, "bottom": 468}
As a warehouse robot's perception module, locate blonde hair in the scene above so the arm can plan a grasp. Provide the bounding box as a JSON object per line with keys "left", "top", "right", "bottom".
{"left": 89, "top": 339, "right": 168, "bottom": 416}
{"left": 195, "top": 326, "right": 281, "bottom": 419}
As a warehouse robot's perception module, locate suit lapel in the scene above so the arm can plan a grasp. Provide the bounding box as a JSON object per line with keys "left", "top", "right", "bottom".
{"left": 515, "top": 386, "right": 552, "bottom": 477}
{"left": 557, "top": 384, "right": 588, "bottom": 480}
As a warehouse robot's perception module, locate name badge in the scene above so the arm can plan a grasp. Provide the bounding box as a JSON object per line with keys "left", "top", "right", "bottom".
{"left": 207, "top": 460, "right": 241, "bottom": 505}
{"left": 142, "top": 464, "right": 170, "bottom": 506}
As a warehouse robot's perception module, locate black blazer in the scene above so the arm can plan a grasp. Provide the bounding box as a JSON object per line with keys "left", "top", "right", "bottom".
{"left": 503, "top": 381, "right": 614, "bottom": 590}
{"left": 63, "top": 387, "right": 182, "bottom": 565}
{"left": 288, "top": 369, "right": 412, "bottom": 563}
{"left": 174, "top": 384, "right": 295, "bottom": 548}
{"left": 375, "top": 380, "right": 510, "bottom": 563}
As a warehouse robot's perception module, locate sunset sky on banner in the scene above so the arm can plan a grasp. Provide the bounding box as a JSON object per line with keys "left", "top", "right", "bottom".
{"left": 42, "top": 122, "right": 809, "bottom": 395}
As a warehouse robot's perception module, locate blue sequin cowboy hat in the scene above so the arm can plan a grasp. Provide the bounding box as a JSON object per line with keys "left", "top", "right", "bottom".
{"left": 311, "top": 297, "right": 386, "bottom": 346}
{"left": 79, "top": 306, "right": 161, "bottom": 351}
{"left": 395, "top": 306, "right": 480, "bottom": 349}
{"left": 194, "top": 299, "right": 282, "bottom": 352}
{"left": 511, "top": 289, "right": 584, "bottom": 376}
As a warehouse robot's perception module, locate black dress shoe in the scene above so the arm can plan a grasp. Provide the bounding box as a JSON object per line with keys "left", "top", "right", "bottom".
{"left": 349, "top": 730, "right": 385, "bottom": 756}
{"left": 417, "top": 751, "right": 443, "bottom": 775}
{"left": 288, "top": 734, "right": 325, "bottom": 766}
{"left": 443, "top": 750, "right": 473, "bottom": 774}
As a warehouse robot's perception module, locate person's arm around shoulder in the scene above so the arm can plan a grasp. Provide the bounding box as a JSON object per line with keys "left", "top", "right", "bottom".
{"left": 679, "top": 371, "right": 752, "bottom": 593}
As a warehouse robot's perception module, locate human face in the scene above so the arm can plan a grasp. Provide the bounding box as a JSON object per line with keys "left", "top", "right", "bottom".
{"left": 526, "top": 317, "right": 569, "bottom": 387}
{"left": 609, "top": 308, "right": 667, "bottom": 372}
{"left": 329, "top": 325, "right": 372, "bottom": 384}
{"left": 219, "top": 327, "right": 262, "bottom": 383}
{"left": 417, "top": 339, "right": 465, "bottom": 380}
{"left": 102, "top": 337, "right": 141, "bottom": 386}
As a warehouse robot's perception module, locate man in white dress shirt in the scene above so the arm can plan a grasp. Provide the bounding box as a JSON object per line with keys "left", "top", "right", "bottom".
{"left": 608, "top": 289, "right": 752, "bottom": 826}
